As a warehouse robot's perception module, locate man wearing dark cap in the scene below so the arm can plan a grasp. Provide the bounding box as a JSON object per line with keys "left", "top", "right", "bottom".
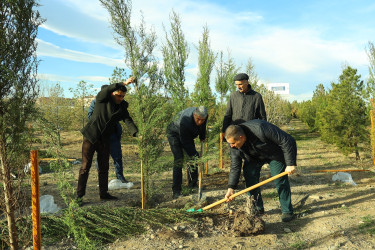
{"left": 77, "top": 77, "right": 138, "bottom": 203}
{"left": 222, "top": 73, "right": 267, "bottom": 133}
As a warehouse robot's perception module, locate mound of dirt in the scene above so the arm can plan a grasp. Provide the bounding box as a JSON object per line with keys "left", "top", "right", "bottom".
{"left": 232, "top": 210, "right": 265, "bottom": 236}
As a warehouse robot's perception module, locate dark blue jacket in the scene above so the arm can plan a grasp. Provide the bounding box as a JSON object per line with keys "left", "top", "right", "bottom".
{"left": 81, "top": 83, "right": 138, "bottom": 144}
{"left": 228, "top": 119, "right": 297, "bottom": 188}
{"left": 166, "top": 107, "right": 207, "bottom": 157}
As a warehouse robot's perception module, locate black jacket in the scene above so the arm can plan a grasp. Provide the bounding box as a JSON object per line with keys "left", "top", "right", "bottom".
{"left": 166, "top": 107, "right": 207, "bottom": 157}
{"left": 222, "top": 89, "right": 267, "bottom": 133}
{"left": 228, "top": 119, "right": 297, "bottom": 188}
{"left": 81, "top": 83, "right": 138, "bottom": 144}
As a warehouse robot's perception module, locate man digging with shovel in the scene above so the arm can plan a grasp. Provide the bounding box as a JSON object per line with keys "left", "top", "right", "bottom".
{"left": 224, "top": 119, "right": 297, "bottom": 222}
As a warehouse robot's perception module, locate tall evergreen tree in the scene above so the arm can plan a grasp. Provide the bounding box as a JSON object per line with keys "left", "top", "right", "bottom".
{"left": 312, "top": 84, "right": 327, "bottom": 131}
{"left": 215, "top": 50, "right": 239, "bottom": 104}
{"left": 319, "top": 66, "right": 369, "bottom": 160}
{"left": 162, "top": 10, "right": 189, "bottom": 113}
{"left": 192, "top": 25, "right": 216, "bottom": 110}
{"left": 39, "top": 84, "right": 72, "bottom": 143}
{"left": 245, "top": 58, "right": 259, "bottom": 92}
{"left": 69, "top": 80, "right": 94, "bottom": 130}
{"left": 0, "top": 0, "right": 43, "bottom": 248}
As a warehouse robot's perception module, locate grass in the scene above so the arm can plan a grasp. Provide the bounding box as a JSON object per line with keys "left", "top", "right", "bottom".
{"left": 358, "top": 215, "right": 375, "bottom": 235}
{"left": 289, "top": 240, "right": 308, "bottom": 249}
{"left": 262, "top": 191, "right": 279, "bottom": 200}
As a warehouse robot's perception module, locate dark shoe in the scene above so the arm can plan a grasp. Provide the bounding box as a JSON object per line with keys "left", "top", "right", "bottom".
{"left": 118, "top": 176, "right": 129, "bottom": 183}
{"left": 100, "top": 193, "right": 118, "bottom": 200}
{"left": 188, "top": 182, "right": 198, "bottom": 188}
{"left": 173, "top": 192, "right": 183, "bottom": 199}
{"left": 251, "top": 206, "right": 264, "bottom": 215}
{"left": 281, "top": 213, "right": 295, "bottom": 222}
{"left": 257, "top": 208, "right": 265, "bottom": 215}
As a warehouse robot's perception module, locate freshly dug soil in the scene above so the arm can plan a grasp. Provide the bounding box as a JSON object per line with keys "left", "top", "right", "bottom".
{"left": 232, "top": 210, "right": 265, "bottom": 236}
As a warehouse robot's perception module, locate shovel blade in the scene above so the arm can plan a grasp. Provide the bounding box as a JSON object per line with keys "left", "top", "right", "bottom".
{"left": 186, "top": 208, "right": 203, "bottom": 213}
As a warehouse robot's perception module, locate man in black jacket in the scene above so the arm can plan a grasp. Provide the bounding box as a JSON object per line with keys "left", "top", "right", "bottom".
{"left": 77, "top": 77, "right": 138, "bottom": 202}
{"left": 166, "top": 106, "right": 208, "bottom": 198}
{"left": 224, "top": 120, "right": 297, "bottom": 222}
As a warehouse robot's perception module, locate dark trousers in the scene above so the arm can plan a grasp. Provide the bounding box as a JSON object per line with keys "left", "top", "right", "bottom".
{"left": 77, "top": 137, "right": 110, "bottom": 197}
{"left": 95, "top": 133, "right": 124, "bottom": 180}
{"left": 243, "top": 159, "right": 293, "bottom": 214}
{"left": 167, "top": 135, "right": 198, "bottom": 194}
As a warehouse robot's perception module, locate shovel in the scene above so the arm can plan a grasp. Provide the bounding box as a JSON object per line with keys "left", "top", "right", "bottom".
{"left": 187, "top": 171, "right": 288, "bottom": 212}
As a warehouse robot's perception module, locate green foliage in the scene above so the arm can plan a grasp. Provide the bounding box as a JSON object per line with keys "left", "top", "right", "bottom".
{"left": 359, "top": 215, "right": 375, "bottom": 235}
{"left": 38, "top": 83, "right": 73, "bottom": 136}
{"left": 109, "top": 67, "right": 128, "bottom": 84}
{"left": 191, "top": 25, "right": 216, "bottom": 110}
{"left": 215, "top": 50, "right": 239, "bottom": 103}
{"left": 0, "top": 0, "right": 43, "bottom": 248}
{"left": 245, "top": 58, "right": 260, "bottom": 92}
{"left": 69, "top": 80, "right": 95, "bottom": 130}
{"left": 289, "top": 240, "right": 308, "bottom": 249}
{"left": 295, "top": 84, "right": 328, "bottom": 132}
{"left": 162, "top": 10, "right": 189, "bottom": 113}
{"left": 257, "top": 84, "right": 292, "bottom": 126}
{"left": 319, "top": 66, "right": 369, "bottom": 160}
{"left": 39, "top": 206, "right": 196, "bottom": 247}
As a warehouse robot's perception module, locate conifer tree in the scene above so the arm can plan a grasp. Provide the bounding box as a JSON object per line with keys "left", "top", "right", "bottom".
{"left": 245, "top": 58, "right": 259, "bottom": 92}
{"left": 319, "top": 66, "right": 369, "bottom": 160}
{"left": 162, "top": 10, "right": 189, "bottom": 113}
{"left": 215, "top": 50, "right": 239, "bottom": 104}
{"left": 0, "top": 0, "right": 43, "bottom": 248}
{"left": 69, "top": 80, "right": 94, "bottom": 130}
{"left": 191, "top": 25, "right": 216, "bottom": 110}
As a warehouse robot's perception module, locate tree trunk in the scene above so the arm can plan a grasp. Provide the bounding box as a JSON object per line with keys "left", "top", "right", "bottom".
{"left": 0, "top": 145, "right": 19, "bottom": 250}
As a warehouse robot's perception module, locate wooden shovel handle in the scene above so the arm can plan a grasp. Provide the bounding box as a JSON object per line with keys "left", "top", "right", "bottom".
{"left": 202, "top": 171, "right": 289, "bottom": 211}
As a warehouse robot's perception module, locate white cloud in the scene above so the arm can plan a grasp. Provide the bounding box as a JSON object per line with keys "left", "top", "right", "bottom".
{"left": 37, "top": 73, "right": 109, "bottom": 84}
{"left": 232, "top": 28, "right": 369, "bottom": 74}
{"left": 37, "top": 39, "right": 125, "bottom": 67}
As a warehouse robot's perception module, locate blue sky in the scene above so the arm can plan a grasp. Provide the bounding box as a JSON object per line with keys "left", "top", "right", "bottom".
{"left": 36, "top": 0, "right": 375, "bottom": 101}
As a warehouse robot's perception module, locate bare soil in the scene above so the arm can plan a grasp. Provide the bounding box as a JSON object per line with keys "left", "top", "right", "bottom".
{"left": 35, "top": 120, "right": 375, "bottom": 249}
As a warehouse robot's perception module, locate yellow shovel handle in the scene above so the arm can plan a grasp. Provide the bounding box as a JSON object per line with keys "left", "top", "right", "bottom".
{"left": 202, "top": 171, "right": 289, "bottom": 211}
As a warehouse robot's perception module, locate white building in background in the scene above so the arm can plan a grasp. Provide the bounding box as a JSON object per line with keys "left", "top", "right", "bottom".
{"left": 266, "top": 83, "right": 290, "bottom": 97}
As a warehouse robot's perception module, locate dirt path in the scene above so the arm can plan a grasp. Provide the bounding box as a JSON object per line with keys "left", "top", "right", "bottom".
{"left": 37, "top": 120, "right": 375, "bottom": 249}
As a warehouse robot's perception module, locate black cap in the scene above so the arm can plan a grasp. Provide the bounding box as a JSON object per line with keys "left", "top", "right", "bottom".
{"left": 101, "top": 84, "right": 109, "bottom": 90}
{"left": 233, "top": 73, "right": 249, "bottom": 81}
{"left": 118, "top": 85, "right": 127, "bottom": 93}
